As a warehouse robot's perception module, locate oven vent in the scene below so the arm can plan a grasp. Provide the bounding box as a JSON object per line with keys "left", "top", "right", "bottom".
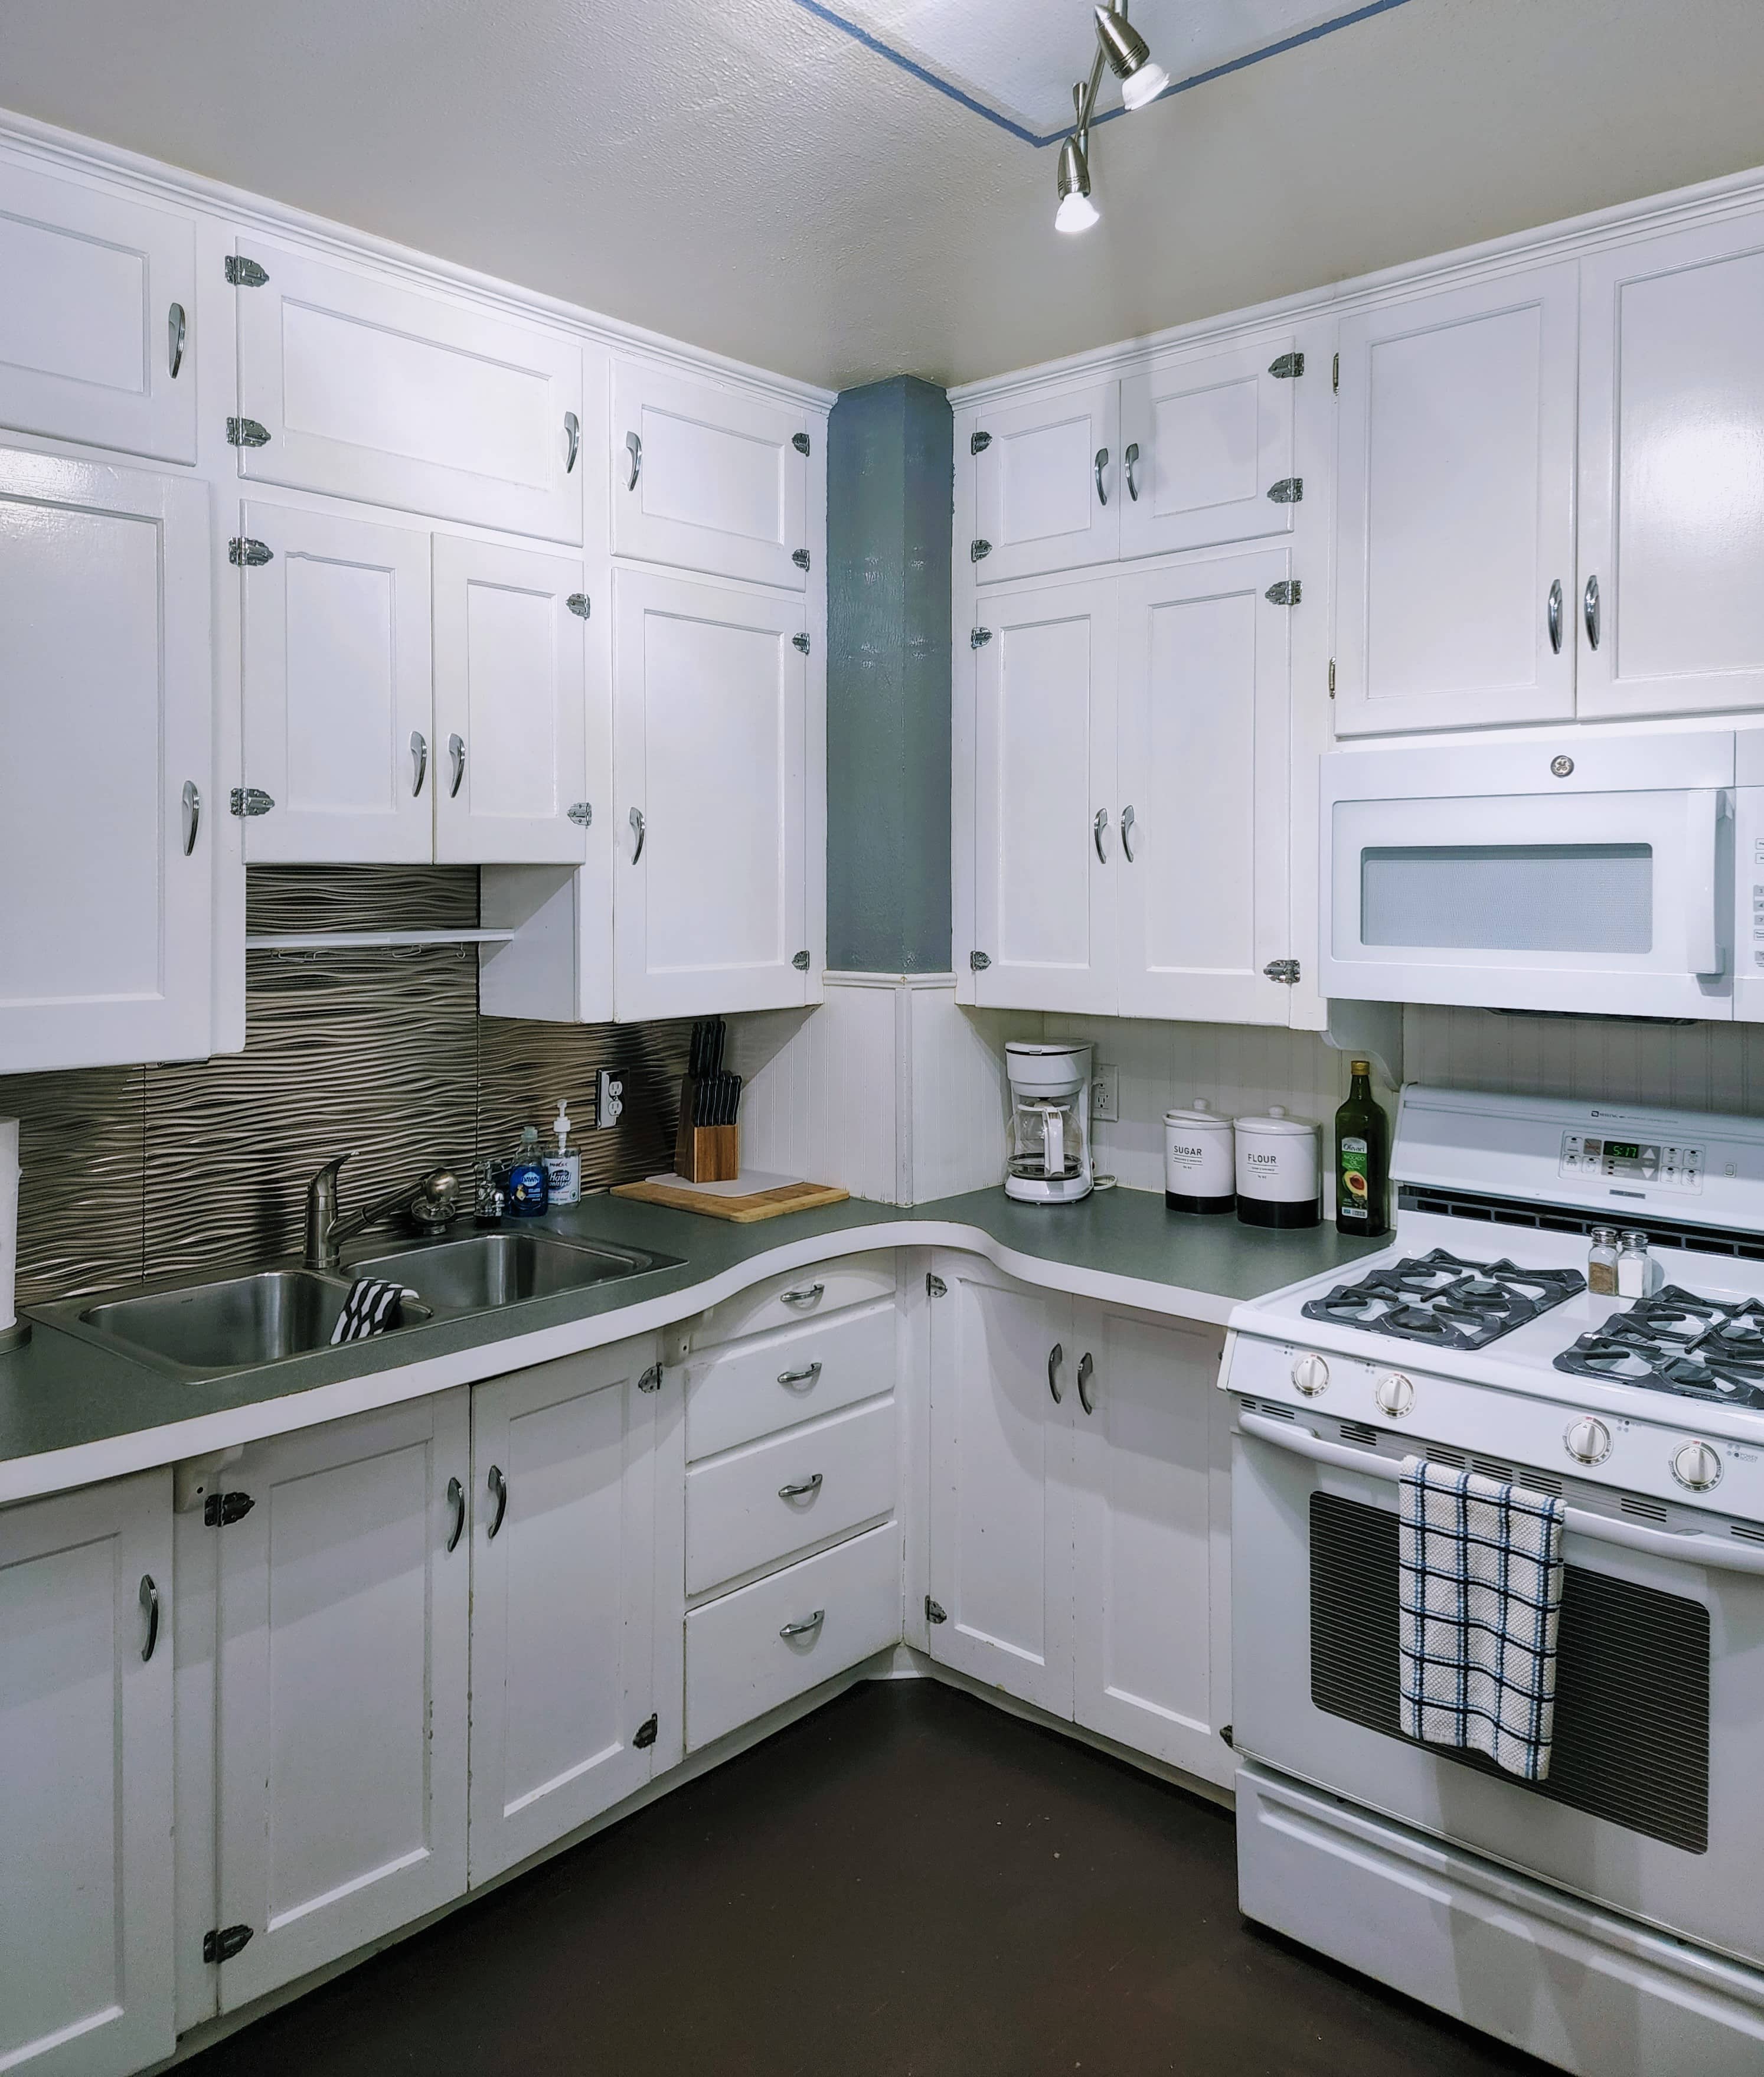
{"left": 1620, "top": 1494, "right": 1670, "bottom": 1524}
{"left": 1337, "top": 1421, "right": 1379, "bottom": 1447}
{"left": 1730, "top": 1522, "right": 1764, "bottom": 1548}
{"left": 1518, "top": 1472, "right": 1564, "bottom": 1497}
{"left": 1471, "top": 1457, "right": 1516, "bottom": 1484}
{"left": 1425, "top": 1447, "right": 1467, "bottom": 1469}
{"left": 1242, "top": 1398, "right": 1295, "bottom": 1422}
{"left": 1399, "top": 1184, "right": 1764, "bottom": 1262}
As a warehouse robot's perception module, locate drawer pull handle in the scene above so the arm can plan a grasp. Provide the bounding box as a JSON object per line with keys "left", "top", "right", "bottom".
{"left": 779, "top": 1473, "right": 824, "bottom": 1501}
{"left": 781, "top": 1282, "right": 825, "bottom": 1307}
{"left": 779, "top": 1609, "right": 825, "bottom": 1641}
{"left": 778, "top": 1361, "right": 822, "bottom": 1389}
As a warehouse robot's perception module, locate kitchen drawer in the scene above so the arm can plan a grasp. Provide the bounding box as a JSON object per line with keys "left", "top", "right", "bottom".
{"left": 686, "top": 1394, "right": 896, "bottom": 1595}
{"left": 686, "top": 1298, "right": 896, "bottom": 1461}
{"left": 690, "top": 1252, "right": 896, "bottom": 1350}
{"left": 685, "top": 1521, "right": 900, "bottom": 1751}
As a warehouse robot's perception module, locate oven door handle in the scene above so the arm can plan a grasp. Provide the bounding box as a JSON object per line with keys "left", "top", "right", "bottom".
{"left": 1237, "top": 1410, "right": 1764, "bottom": 1579}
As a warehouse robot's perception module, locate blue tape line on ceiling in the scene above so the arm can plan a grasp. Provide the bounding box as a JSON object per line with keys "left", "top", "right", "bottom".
{"left": 792, "top": 0, "right": 1419, "bottom": 148}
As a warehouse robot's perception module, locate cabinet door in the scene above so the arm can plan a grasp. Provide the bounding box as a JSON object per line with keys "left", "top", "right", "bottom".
{"left": 215, "top": 1395, "right": 469, "bottom": 2010}
{"left": 0, "top": 158, "right": 196, "bottom": 462}
{"left": 926, "top": 1259, "right": 1074, "bottom": 1719}
{"left": 0, "top": 1472, "right": 173, "bottom": 2077}
{"left": 1116, "top": 550, "right": 1293, "bottom": 1024}
{"left": 1119, "top": 339, "right": 1296, "bottom": 559}
{"left": 233, "top": 234, "right": 584, "bottom": 543}
{"left": 972, "top": 574, "right": 1116, "bottom": 1013}
{"left": 970, "top": 380, "right": 1119, "bottom": 582}
{"left": 432, "top": 534, "right": 589, "bottom": 866}
{"left": 613, "top": 567, "right": 809, "bottom": 1018}
{"left": 612, "top": 360, "right": 811, "bottom": 590}
{"left": 0, "top": 449, "right": 212, "bottom": 1073}
{"left": 1070, "top": 1308, "right": 1233, "bottom": 1785}
{"left": 239, "top": 503, "right": 434, "bottom": 862}
{"left": 1578, "top": 214, "right": 1764, "bottom": 720}
{"left": 1334, "top": 264, "right": 1579, "bottom": 735}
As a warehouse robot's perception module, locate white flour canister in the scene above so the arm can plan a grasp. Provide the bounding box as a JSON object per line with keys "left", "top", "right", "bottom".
{"left": 1164, "top": 1100, "right": 1235, "bottom": 1214}
{"left": 1234, "top": 1106, "right": 1321, "bottom": 1229}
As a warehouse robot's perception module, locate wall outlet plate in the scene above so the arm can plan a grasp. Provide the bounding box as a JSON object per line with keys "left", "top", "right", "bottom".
{"left": 1092, "top": 1064, "right": 1118, "bottom": 1123}
{"left": 597, "top": 1067, "right": 625, "bottom": 1129}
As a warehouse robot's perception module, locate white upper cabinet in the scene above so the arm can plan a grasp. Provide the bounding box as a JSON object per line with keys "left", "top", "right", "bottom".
{"left": 433, "top": 535, "right": 589, "bottom": 866}
{"left": 1116, "top": 549, "right": 1293, "bottom": 1024}
{"left": 0, "top": 158, "right": 196, "bottom": 463}
{"left": 972, "top": 574, "right": 1117, "bottom": 1014}
{"left": 612, "top": 361, "right": 811, "bottom": 590}
{"left": 968, "top": 378, "right": 1120, "bottom": 583}
{"left": 1333, "top": 263, "right": 1579, "bottom": 736}
{"left": 0, "top": 1472, "right": 174, "bottom": 2077}
{"left": 1577, "top": 212, "right": 1764, "bottom": 721}
{"left": 1119, "top": 338, "right": 1298, "bottom": 559}
{"left": 240, "top": 502, "right": 435, "bottom": 863}
{"left": 233, "top": 234, "right": 585, "bottom": 543}
{"left": 613, "top": 567, "right": 809, "bottom": 1018}
{"left": 0, "top": 449, "right": 212, "bottom": 1074}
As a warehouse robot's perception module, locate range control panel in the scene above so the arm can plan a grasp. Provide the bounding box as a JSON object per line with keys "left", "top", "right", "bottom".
{"left": 1559, "top": 1131, "right": 1704, "bottom": 1192}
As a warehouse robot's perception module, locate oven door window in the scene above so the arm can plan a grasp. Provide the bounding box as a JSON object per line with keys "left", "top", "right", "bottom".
{"left": 1360, "top": 842, "right": 1653, "bottom": 954}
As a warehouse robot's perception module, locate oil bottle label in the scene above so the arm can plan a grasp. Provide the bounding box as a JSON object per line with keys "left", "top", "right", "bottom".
{"left": 1339, "top": 1135, "right": 1371, "bottom": 1221}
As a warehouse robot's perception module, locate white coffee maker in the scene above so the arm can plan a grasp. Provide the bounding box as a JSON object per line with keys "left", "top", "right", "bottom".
{"left": 1004, "top": 1041, "right": 1095, "bottom": 1205}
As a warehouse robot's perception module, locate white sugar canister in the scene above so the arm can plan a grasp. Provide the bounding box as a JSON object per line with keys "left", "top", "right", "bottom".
{"left": 1234, "top": 1105, "right": 1321, "bottom": 1229}
{"left": 1163, "top": 1100, "right": 1235, "bottom": 1214}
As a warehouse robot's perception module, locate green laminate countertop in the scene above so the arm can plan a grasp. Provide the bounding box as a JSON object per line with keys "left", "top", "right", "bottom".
{"left": 0, "top": 1185, "right": 1384, "bottom": 1503}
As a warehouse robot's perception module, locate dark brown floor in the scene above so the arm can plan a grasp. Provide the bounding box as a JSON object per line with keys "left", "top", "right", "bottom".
{"left": 185, "top": 1679, "right": 1549, "bottom": 2076}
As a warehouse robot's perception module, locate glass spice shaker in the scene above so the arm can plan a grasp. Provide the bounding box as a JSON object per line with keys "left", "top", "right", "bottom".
{"left": 1587, "top": 1226, "right": 1620, "bottom": 1297}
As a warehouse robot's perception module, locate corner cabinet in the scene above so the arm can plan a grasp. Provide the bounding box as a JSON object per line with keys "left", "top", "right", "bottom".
{"left": 967, "top": 379, "right": 1120, "bottom": 583}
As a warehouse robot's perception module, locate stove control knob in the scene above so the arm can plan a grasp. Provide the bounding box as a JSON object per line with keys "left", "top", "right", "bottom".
{"left": 1564, "top": 1416, "right": 1612, "bottom": 1466}
{"left": 1374, "top": 1371, "right": 1415, "bottom": 1419}
{"left": 1291, "top": 1352, "right": 1329, "bottom": 1397}
{"left": 1671, "top": 1440, "right": 1723, "bottom": 1493}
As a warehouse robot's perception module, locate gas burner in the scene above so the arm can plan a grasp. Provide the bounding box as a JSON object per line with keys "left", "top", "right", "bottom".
{"left": 1554, "top": 1288, "right": 1764, "bottom": 1409}
{"left": 1300, "top": 1249, "right": 1586, "bottom": 1353}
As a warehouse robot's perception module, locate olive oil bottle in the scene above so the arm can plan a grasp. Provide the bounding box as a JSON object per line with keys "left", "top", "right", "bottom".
{"left": 1334, "top": 1059, "right": 1388, "bottom": 1237}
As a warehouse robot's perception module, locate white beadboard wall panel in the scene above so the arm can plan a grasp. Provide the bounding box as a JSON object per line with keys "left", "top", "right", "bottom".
{"left": 905, "top": 987, "right": 1037, "bottom": 1203}
{"left": 1403, "top": 1008, "right": 1764, "bottom": 1115}
{"left": 728, "top": 979, "right": 900, "bottom": 1201}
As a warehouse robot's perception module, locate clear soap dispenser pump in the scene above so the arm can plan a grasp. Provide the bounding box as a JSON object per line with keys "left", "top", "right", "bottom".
{"left": 546, "top": 1100, "right": 582, "bottom": 1207}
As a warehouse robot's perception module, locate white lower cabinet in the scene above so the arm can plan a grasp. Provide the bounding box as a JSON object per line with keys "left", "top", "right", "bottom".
{"left": 0, "top": 1472, "right": 174, "bottom": 2077}
{"left": 213, "top": 1396, "right": 471, "bottom": 2011}
{"left": 467, "top": 1340, "right": 661, "bottom": 1886}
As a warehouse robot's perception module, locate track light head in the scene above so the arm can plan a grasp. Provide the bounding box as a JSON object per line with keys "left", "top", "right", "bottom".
{"left": 1094, "top": 4, "right": 1170, "bottom": 109}
{"left": 1055, "top": 83, "right": 1099, "bottom": 234}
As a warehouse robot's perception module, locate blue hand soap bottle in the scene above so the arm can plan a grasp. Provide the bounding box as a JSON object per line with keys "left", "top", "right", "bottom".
{"left": 508, "top": 1124, "right": 548, "bottom": 1218}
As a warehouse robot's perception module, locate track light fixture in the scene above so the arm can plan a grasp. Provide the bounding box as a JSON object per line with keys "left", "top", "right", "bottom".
{"left": 1054, "top": 1, "right": 1170, "bottom": 234}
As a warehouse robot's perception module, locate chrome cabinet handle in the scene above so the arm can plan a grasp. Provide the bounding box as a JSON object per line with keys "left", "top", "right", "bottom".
{"left": 1076, "top": 1350, "right": 1095, "bottom": 1417}
{"left": 1094, "top": 446, "right": 1110, "bottom": 507}
{"left": 139, "top": 1574, "right": 161, "bottom": 1663}
{"left": 779, "top": 1609, "right": 825, "bottom": 1640}
{"left": 1547, "top": 579, "right": 1564, "bottom": 655}
{"left": 1121, "top": 804, "right": 1136, "bottom": 863}
{"left": 486, "top": 1464, "right": 508, "bottom": 1540}
{"left": 782, "top": 1282, "right": 824, "bottom": 1307}
{"left": 447, "top": 733, "right": 465, "bottom": 798}
{"left": 629, "top": 804, "right": 645, "bottom": 862}
{"left": 1124, "top": 441, "right": 1139, "bottom": 501}
{"left": 1584, "top": 574, "right": 1601, "bottom": 651}
{"left": 167, "top": 302, "right": 186, "bottom": 379}
{"left": 1093, "top": 807, "right": 1109, "bottom": 863}
{"left": 626, "top": 430, "right": 642, "bottom": 491}
{"left": 410, "top": 730, "right": 428, "bottom": 797}
{"left": 564, "top": 410, "right": 580, "bottom": 473}
{"left": 1048, "top": 1341, "right": 1064, "bottom": 1405}
{"left": 778, "top": 1473, "right": 824, "bottom": 1501}
{"left": 778, "top": 1361, "right": 822, "bottom": 1389}
{"left": 181, "top": 780, "right": 201, "bottom": 856}
{"left": 445, "top": 1475, "right": 465, "bottom": 1553}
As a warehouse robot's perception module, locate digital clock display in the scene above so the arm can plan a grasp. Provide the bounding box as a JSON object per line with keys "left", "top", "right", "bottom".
{"left": 1604, "top": 1142, "right": 1642, "bottom": 1161}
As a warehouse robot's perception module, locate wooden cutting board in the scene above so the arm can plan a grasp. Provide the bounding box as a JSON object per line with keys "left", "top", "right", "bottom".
{"left": 610, "top": 1175, "right": 851, "bottom": 1223}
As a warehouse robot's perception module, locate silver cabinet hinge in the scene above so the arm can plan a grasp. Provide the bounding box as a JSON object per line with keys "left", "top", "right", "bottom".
{"left": 971, "top": 430, "right": 992, "bottom": 455}
{"left": 567, "top": 593, "right": 590, "bottom": 619}
{"left": 925, "top": 1596, "right": 948, "bottom": 1625}
{"left": 926, "top": 1272, "right": 946, "bottom": 1298}
{"left": 1268, "top": 352, "right": 1305, "bottom": 380}
{"left": 567, "top": 802, "right": 593, "bottom": 826}
{"left": 1265, "top": 580, "right": 1301, "bottom": 607}
{"left": 969, "top": 951, "right": 991, "bottom": 972}
{"left": 792, "top": 548, "right": 811, "bottom": 571}
{"left": 1267, "top": 477, "right": 1304, "bottom": 504}
{"left": 792, "top": 949, "right": 811, "bottom": 971}
{"left": 971, "top": 539, "right": 991, "bottom": 562}
{"left": 230, "top": 787, "right": 274, "bottom": 819}
{"left": 792, "top": 631, "right": 811, "bottom": 655}
{"left": 224, "top": 254, "right": 269, "bottom": 288}
{"left": 970, "top": 627, "right": 992, "bottom": 649}
{"left": 227, "top": 416, "right": 270, "bottom": 449}
{"left": 1263, "top": 959, "right": 1301, "bottom": 985}
{"left": 792, "top": 431, "right": 811, "bottom": 456}
{"left": 202, "top": 1924, "right": 254, "bottom": 1964}
{"left": 637, "top": 1363, "right": 663, "bottom": 1394}
{"left": 228, "top": 537, "right": 272, "bottom": 567}
{"left": 633, "top": 1713, "right": 659, "bottom": 1749}
{"left": 1332, "top": 352, "right": 1340, "bottom": 393}
{"left": 1328, "top": 658, "right": 1336, "bottom": 697}
{"left": 203, "top": 1491, "right": 254, "bottom": 1525}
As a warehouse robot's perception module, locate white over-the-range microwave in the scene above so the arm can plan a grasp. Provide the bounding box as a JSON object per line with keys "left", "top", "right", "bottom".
{"left": 1318, "top": 726, "right": 1764, "bottom": 1020}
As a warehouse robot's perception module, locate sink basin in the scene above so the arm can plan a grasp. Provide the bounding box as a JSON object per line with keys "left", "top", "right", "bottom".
{"left": 69, "top": 1269, "right": 434, "bottom": 1374}
{"left": 351, "top": 1230, "right": 679, "bottom": 1314}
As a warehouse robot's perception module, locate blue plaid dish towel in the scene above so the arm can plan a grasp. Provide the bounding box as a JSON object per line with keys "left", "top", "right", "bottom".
{"left": 1399, "top": 1456, "right": 1566, "bottom": 1781}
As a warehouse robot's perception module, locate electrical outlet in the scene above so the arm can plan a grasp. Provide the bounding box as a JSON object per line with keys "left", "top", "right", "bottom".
{"left": 596, "top": 1067, "right": 625, "bottom": 1129}
{"left": 1091, "top": 1064, "right": 1118, "bottom": 1123}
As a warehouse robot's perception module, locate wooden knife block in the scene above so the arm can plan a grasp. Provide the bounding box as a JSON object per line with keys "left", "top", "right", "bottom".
{"left": 676, "top": 1077, "right": 739, "bottom": 1183}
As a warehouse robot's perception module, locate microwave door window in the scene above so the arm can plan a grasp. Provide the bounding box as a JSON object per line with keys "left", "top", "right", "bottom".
{"left": 1360, "top": 842, "right": 1654, "bottom": 953}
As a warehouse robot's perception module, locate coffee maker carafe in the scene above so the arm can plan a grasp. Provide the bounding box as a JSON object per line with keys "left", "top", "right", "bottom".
{"left": 1004, "top": 1041, "right": 1094, "bottom": 1205}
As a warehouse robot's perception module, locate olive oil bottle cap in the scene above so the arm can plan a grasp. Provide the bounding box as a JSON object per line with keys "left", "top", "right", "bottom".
{"left": 1349, "top": 1059, "right": 1371, "bottom": 1074}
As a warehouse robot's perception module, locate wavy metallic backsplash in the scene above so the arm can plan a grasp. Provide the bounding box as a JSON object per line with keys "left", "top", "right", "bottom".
{"left": 0, "top": 868, "right": 692, "bottom": 1305}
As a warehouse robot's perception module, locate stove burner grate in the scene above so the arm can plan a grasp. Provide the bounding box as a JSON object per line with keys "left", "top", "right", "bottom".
{"left": 1555, "top": 1288, "right": 1764, "bottom": 1409}
{"left": 1300, "top": 1249, "right": 1586, "bottom": 1353}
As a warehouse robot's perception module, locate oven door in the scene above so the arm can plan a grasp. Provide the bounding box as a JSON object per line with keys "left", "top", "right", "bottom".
{"left": 1232, "top": 1407, "right": 1764, "bottom": 1970}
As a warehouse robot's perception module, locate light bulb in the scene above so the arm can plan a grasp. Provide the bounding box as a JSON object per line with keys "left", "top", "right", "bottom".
{"left": 1056, "top": 190, "right": 1100, "bottom": 234}
{"left": 1119, "top": 58, "right": 1169, "bottom": 109}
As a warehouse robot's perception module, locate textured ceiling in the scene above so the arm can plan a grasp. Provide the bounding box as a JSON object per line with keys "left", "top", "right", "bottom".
{"left": 1, "top": 0, "right": 1763, "bottom": 391}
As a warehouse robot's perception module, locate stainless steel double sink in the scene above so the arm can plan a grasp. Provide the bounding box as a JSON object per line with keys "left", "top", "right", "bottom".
{"left": 37, "top": 1229, "right": 682, "bottom": 1379}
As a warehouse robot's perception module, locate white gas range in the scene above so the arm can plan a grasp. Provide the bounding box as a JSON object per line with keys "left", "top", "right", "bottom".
{"left": 1221, "top": 1086, "right": 1764, "bottom": 2077}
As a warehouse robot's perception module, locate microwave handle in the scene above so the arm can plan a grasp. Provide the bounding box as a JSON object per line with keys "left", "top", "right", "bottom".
{"left": 1685, "top": 790, "right": 1725, "bottom": 979}
{"left": 1237, "top": 1409, "right": 1764, "bottom": 1578}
